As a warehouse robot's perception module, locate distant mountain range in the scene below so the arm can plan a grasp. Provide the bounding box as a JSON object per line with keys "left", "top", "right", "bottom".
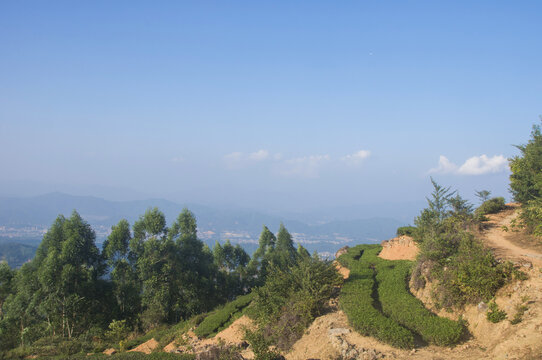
{"left": 0, "top": 192, "right": 406, "bottom": 265}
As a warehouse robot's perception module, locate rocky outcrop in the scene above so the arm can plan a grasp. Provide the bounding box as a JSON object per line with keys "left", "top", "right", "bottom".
{"left": 328, "top": 327, "right": 384, "bottom": 360}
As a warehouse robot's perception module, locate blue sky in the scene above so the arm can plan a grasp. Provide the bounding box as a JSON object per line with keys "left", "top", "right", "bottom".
{"left": 1, "top": 1, "right": 541, "bottom": 216}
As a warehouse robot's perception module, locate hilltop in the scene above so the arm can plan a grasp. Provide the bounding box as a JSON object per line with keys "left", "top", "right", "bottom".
{"left": 113, "top": 204, "right": 541, "bottom": 360}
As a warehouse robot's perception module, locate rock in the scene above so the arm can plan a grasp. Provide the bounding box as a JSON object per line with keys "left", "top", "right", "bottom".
{"left": 103, "top": 348, "right": 117, "bottom": 356}
{"left": 195, "top": 346, "right": 221, "bottom": 360}
{"left": 328, "top": 328, "right": 351, "bottom": 336}
{"left": 478, "top": 301, "right": 488, "bottom": 312}
{"left": 335, "top": 246, "right": 350, "bottom": 258}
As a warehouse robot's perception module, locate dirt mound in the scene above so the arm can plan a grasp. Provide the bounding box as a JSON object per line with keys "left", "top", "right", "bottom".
{"left": 379, "top": 235, "right": 418, "bottom": 261}
{"left": 214, "top": 315, "right": 256, "bottom": 345}
{"left": 335, "top": 246, "right": 350, "bottom": 258}
{"left": 128, "top": 338, "right": 158, "bottom": 354}
{"left": 334, "top": 261, "right": 350, "bottom": 279}
{"left": 163, "top": 315, "right": 256, "bottom": 358}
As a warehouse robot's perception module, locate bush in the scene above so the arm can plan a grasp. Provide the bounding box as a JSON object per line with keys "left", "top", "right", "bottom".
{"left": 194, "top": 293, "right": 254, "bottom": 338}
{"left": 244, "top": 329, "right": 283, "bottom": 360}
{"left": 338, "top": 246, "right": 415, "bottom": 349}
{"left": 432, "top": 236, "right": 513, "bottom": 308}
{"left": 375, "top": 260, "right": 463, "bottom": 346}
{"left": 475, "top": 197, "right": 506, "bottom": 217}
{"left": 396, "top": 226, "right": 417, "bottom": 237}
{"left": 486, "top": 301, "right": 507, "bottom": 323}
{"left": 250, "top": 255, "right": 342, "bottom": 351}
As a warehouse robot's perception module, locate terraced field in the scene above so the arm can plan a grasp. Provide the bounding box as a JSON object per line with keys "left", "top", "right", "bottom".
{"left": 337, "top": 245, "right": 464, "bottom": 348}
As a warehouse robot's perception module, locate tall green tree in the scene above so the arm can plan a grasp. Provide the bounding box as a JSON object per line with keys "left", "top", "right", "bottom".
{"left": 248, "top": 226, "right": 276, "bottom": 283}
{"left": 274, "top": 223, "right": 298, "bottom": 267}
{"left": 0, "top": 262, "right": 14, "bottom": 319}
{"left": 169, "top": 209, "right": 216, "bottom": 319}
{"left": 509, "top": 121, "right": 542, "bottom": 234}
{"left": 510, "top": 122, "right": 542, "bottom": 203}
{"left": 103, "top": 219, "right": 140, "bottom": 324}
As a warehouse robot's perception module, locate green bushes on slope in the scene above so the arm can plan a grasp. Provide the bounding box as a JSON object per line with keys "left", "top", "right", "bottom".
{"left": 338, "top": 245, "right": 464, "bottom": 348}
{"left": 475, "top": 197, "right": 506, "bottom": 217}
{"left": 194, "top": 293, "right": 254, "bottom": 338}
{"left": 375, "top": 261, "right": 463, "bottom": 346}
{"left": 338, "top": 246, "right": 415, "bottom": 349}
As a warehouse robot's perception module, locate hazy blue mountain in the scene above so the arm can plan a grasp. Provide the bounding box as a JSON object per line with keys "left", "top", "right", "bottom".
{"left": 0, "top": 193, "right": 406, "bottom": 256}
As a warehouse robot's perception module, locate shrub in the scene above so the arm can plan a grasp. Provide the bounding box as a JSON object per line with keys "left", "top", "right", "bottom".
{"left": 375, "top": 260, "right": 463, "bottom": 346}
{"left": 195, "top": 293, "right": 254, "bottom": 338}
{"left": 432, "top": 236, "right": 513, "bottom": 308}
{"left": 250, "top": 254, "right": 342, "bottom": 351}
{"left": 244, "top": 329, "right": 283, "bottom": 360}
{"left": 396, "top": 226, "right": 417, "bottom": 237}
{"left": 486, "top": 301, "right": 507, "bottom": 323}
{"left": 106, "top": 319, "right": 130, "bottom": 344}
{"left": 475, "top": 197, "right": 506, "bottom": 217}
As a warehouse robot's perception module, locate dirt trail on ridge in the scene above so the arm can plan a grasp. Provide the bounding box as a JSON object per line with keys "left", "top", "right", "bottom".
{"left": 479, "top": 203, "right": 542, "bottom": 267}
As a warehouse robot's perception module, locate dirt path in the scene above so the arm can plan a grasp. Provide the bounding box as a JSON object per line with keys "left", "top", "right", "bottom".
{"left": 480, "top": 204, "right": 542, "bottom": 267}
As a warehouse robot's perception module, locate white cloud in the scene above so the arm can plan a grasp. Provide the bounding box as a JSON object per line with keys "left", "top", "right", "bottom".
{"left": 429, "top": 155, "right": 508, "bottom": 175}
{"left": 428, "top": 155, "right": 458, "bottom": 174}
{"left": 458, "top": 155, "right": 508, "bottom": 175}
{"left": 278, "top": 155, "right": 330, "bottom": 178}
{"left": 170, "top": 156, "right": 184, "bottom": 163}
{"left": 248, "top": 149, "right": 269, "bottom": 161}
{"left": 341, "top": 150, "right": 371, "bottom": 165}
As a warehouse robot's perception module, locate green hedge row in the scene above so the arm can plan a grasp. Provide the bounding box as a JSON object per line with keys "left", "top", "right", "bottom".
{"left": 338, "top": 246, "right": 415, "bottom": 349}
{"left": 338, "top": 244, "right": 463, "bottom": 348}
{"left": 194, "top": 293, "right": 254, "bottom": 338}
{"left": 374, "top": 260, "right": 463, "bottom": 346}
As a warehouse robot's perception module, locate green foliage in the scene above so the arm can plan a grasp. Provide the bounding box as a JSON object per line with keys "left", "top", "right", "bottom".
{"left": 509, "top": 121, "right": 542, "bottom": 234}
{"left": 375, "top": 261, "right": 463, "bottom": 346}
{"left": 339, "top": 245, "right": 463, "bottom": 347}
{"left": 475, "top": 190, "right": 492, "bottom": 204}
{"left": 510, "top": 304, "right": 528, "bottom": 325}
{"left": 106, "top": 319, "right": 130, "bottom": 344}
{"left": 475, "top": 197, "right": 506, "bottom": 217}
{"left": 194, "top": 293, "right": 254, "bottom": 338}
{"left": 432, "top": 236, "right": 513, "bottom": 308}
{"left": 396, "top": 226, "right": 416, "bottom": 237}
{"left": 0, "top": 243, "right": 36, "bottom": 268}
{"left": 411, "top": 179, "right": 512, "bottom": 309}
{"left": 486, "top": 301, "right": 507, "bottom": 323}
{"left": 251, "top": 254, "right": 341, "bottom": 350}
{"left": 243, "top": 329, "right": 283, "bottom": 360}
{"left": 0, "top": 206, "right": 254, "bottom": 355}
{"left": 338, "top": 246, "right": 415, "bottom": 349}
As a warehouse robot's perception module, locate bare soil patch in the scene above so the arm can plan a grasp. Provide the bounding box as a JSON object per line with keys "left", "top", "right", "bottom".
{"left": 128, "top": 338, "right": 158, "bottom": 354}
{"left": 378, "top": 235, "right": 419, "bottom": 261}
{"left": 478, "top": 203, "right": 542, "bottom": 267}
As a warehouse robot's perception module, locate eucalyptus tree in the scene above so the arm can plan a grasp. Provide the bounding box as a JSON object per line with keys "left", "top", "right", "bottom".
{"left": 102, "top": 219, "right": 140, "bottom": 324}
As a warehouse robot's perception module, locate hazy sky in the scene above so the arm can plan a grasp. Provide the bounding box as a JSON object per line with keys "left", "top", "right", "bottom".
{"left": 1, "top": 1, "right": 541, "bottom": 214}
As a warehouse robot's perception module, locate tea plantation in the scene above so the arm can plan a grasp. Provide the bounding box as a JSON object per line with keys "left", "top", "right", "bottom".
{"left": 337, "top": 245, "right": 464, "bottom": 348}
